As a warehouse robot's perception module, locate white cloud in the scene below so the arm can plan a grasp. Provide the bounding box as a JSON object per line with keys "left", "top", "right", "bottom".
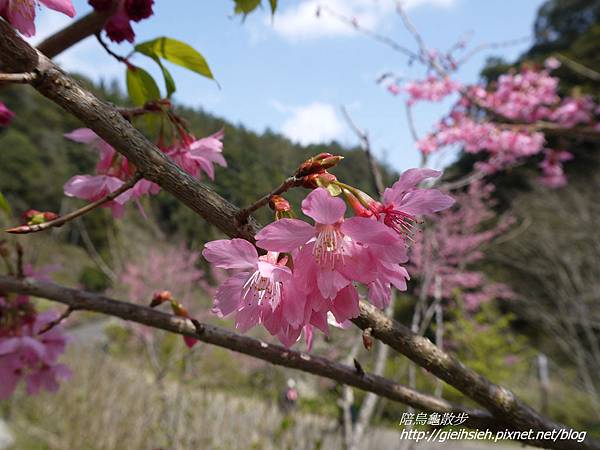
{"left": 279, "top": 102, "right": 345, "bottom": 145}
{"left": 270, "top": 0, "right": 456, "bottom": 41}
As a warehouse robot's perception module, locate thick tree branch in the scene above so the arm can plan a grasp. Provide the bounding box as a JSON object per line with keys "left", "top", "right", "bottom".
{"left": 37, "top": 10, "right": 112, "bottom": 59}
{"left": 0, "top": 275, "right": 496, "bottom": 431}
{"left": 352, "top": 302, "right": 599, "bottom": 450}
{"left": 0, "top": 22, "right": 597, "bottom": 450}
{"left": 0, "top": 21, "right": 260, "bottom": 242}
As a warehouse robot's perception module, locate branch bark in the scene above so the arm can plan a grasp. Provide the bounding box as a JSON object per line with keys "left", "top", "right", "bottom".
{"left": 0, "top": 21, "right": 260, "bottom": 242}
{"left": 0, "top": 275, "right": 496, "bottom": 431}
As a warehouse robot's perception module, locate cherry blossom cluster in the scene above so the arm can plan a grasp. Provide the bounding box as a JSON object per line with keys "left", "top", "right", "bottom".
{"left": 0, "top": 264, "right": 71, "bottom": 399}
{"left": 203, "top": 168, "right": 454, "bottom": 348}
{"left": 63, "top": 126, "right": 226, "bottom": 217}
{"left": 409, "top": 181, "right": 515, "bottom": 310}
{"left": 89, "top": 0, "right": 154, "bottom": 43}
{"left": 391, "top": 59, "right": 599, "bottom": 188}
{"left": 0, "top": 0, "right": 75, "bottom": 37}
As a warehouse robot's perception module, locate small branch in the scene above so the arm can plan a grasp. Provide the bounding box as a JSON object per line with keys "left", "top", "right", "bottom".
{"left": 0, "top": 275, "right": 498, "bottom": 431}
{"left": 237, "top": 176, "right": 300, "bottom": 223}
{"left": 556, "top": 54, "right": 600, "bottom": 82}
{"left": 340, "top": 106, "right": 385, "bottom": 195}
{"left": 118, "top": 100, "right": 171, "bottom": 119}
{"left": 0, "top": 72, "right": 38, "bottom": 83}
{"left": 95, "top": 32, "right": 128, "bottom": 64}
{"left": 6, "top": 174, "right": 141, "bottom": 234}
{"left": 455, "top": 35, "right": 531, "bottom": 67}
{"left": 318, "top": 5, "right": 420, "bottom": 62}
{"left": 38, "top": 306, "right": 76, "bottom": 335}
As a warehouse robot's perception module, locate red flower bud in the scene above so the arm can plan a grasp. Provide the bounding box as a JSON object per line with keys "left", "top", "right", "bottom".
{"left": 295, "top": 153, "right": 344, "bottom": 177}
{"left": 269, "top": 195, "right": 291, "bottom": 213}
{"left": 150, "top": 290, "right": 172, "bottom": 307}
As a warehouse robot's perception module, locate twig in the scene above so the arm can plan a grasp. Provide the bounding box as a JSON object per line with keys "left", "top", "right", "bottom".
{"left": 95, "top": 32, "right": 129, "bottom": 64}
{"left": 6, "top": 174, "right": 141, "bottom": 234}
{"left": 0, "top": 72, "right": 38, "bottom": 83}
{"left": 318, "top": 4, "right": 420, "bottom": 62}
{"left": 237, "top": 176, "right": 300, "bottom": 223}
{"left": 340, "top": 106, "right": 385, "bottom": 195}
{"left": 556, "top": 54, "right": 600, "bottom": 82}
{"left": 38, "top": 306, "right": 76, "bottom": 335}
{"left": 455, "top": 35, "right": 531, "bottom": 67}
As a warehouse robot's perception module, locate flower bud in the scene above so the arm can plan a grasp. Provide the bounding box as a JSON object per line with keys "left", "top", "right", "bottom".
{"left": 269, "top": 195, "right": 291, "bottom": 213}
{"left": 150, "top": 290, "right": 172, "bottom": 307}
{"left": 295, "top": 153, "right": 344, "bottom": 177}
{"left": 301, "top": 172, "right": 337, "bottom": 189}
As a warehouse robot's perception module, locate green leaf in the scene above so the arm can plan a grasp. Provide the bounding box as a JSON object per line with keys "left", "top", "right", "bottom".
{"left": 269, "top": 0, "right": 277, "bottom": 15}
{"left": 146, "top": 53, "right": 176, "bottom": 98}
{"left": 233, "top": 0, "right": 261, "bottom": 15}
{"left": 135, "top": 37, "right": 214, "bottom": 80}
{"left": 0, "top": 192, "right": 12, "bottom": 217}
{"left": 126, "top": 66, "right": 161, "bottom": 106}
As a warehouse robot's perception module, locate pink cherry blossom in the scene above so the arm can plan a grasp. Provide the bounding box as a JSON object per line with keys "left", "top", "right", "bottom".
{"left": 0, "top": 0, "right": 75, "bottom": 37}
{"left": 0, "top": 101, "right": 15, "bottom": 126}
{"left": 403, "top": 76, "right": 460, "bottom": 105}
{"left": 166, "top": 129, "right": 227, "bottom": 180}
{"left": 64, "top": 174, "right": 132, "bottom": 217}
{"left": 379, "top": 168, "right": 455, "bottom": 238}
{"left": 202, "top": 239, "right": 300, "bottom": 337}
{"left": 0, "top": 309, "right": 71, "bottom": 399}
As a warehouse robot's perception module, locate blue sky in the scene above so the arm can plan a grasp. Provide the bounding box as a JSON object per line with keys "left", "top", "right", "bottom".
{"left": 31, "top": 0, "right": 547, "bottom": 171}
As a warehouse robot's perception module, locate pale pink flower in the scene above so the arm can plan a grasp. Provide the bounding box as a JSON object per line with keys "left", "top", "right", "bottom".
{"left": 0, "top": 0, "right": 75, "bottom": 37}
{"left": 379, "top": 168, "right": 455, "bottom": 238}
{"left": 0, "top": 310, "right": 71, "bottom": 399}
{"left": 167, "top": 129, "right": 227, "bottom": 180}
{"left": 202, "top": 238, "right": 298, "bottom": 334}
{"left": 63, "top": 174, "right": 132, "bottom": 217}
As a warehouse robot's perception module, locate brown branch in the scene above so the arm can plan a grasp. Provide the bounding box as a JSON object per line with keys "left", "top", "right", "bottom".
{"left": 0, "top": 23, "right": 597, "bottom": 450}
{"left": 556, "top": 54, "right": 600, "bottom": 82}
{"left": 0, "top": 21, "right": 260, "bottom": 242}
{"left": 37, "top": 9, "right": 113, "bottom": 59}
{"left": 340, "top": 106, "right": 385, "bottom": 196}
{"left": 0, "top": 72, "right": 38, "bottom": 83}
{"left": 237, "top": 176, "right": 300, "bottom": 224}
{"left": 0, "top": 275, "right": 497, "bottom": 431}
{"left": 352, "top": 302, "right": 599, "bottom": 450}
{"left": 5, "top": 174, "right": 141, "bottom": 234}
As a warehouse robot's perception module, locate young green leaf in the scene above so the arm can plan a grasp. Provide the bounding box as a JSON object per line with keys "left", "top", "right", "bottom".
{"left": 135, "top": 37, "right": 214, "bottom": 80}
{"left": 269, "top": 0, "right": 277, "bottom": 15}
{"left": 147, "top": 54, "right": 176, "bottom": 98}
{"left": 126, "top": 65, "right": 161, "bottom": 106}
{"left": 0, "top": 192, "right": 12, "bottom": 217}
{"left": 233, "top": 0, "right": 261, "bottom": 15}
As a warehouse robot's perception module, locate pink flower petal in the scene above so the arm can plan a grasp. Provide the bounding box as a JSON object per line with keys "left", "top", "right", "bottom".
{"left": 301, "top": 188, "right": 346, "bottom": 225}
{"left": 40, "top": 0, "right": 76, "bottom": 17}
{"left": 316, "top": 268, "right": 349, "bottom": 299}
{"left": 330, "top": 285, "right": 360, "bottom": 323}
{"left": 397, "top": 189, "right": 455, "bottom": 216}
{"left": 256, "top": 219, "right": 315, "bottom": 252}
{"left": 203, "top": 239, "right": 258, "bottom": 270}
{"left": 212, "top": 273, "right": 248, "bottom": 317}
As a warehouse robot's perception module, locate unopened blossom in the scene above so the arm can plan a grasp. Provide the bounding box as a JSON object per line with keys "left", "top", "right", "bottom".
{"left": 0, "top": 101, "right": 15, "bottom": 126}
{"left": 0, "top": 0, "right": 75, "bottom": 36}
{"left": 89, "top": 0, "right": 154, "bottom": 43}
